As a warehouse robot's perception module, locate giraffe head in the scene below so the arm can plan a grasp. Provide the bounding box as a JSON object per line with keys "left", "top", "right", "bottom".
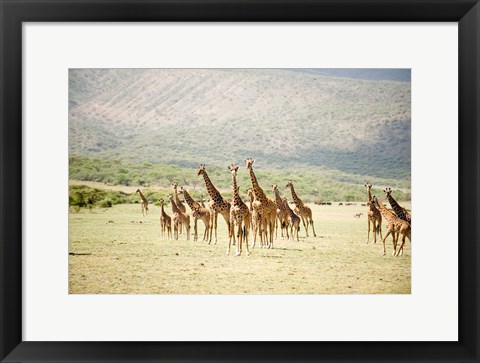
{"left": 167, "top": 194, "right": 174, "bottom": 202}
{"left": 285, "top": 180, "right": 293, "bottom": 189}
{"left": 244, "top": 158, "right": 255, "bottom": 170}
{"left": 159, "top": 198, "right": 167, "bottom": 206}
{"left": 365, "top": 183, "right": 372, "bottom": 191}
{"left": 178, "top": 187, "right": 185, "bottom": 195}
{"left": 282, "top": 197, "right": 289, "bottom": 207}
{"left": 197, "top": 164, "right": 206, "bottom": 176}
{"left": 272, "top": 184, "right": 278, "bottom": 192}
{"left": 172, "top": 181, "right": 179, "bottom": 192}
{"left": 384, "top": 187, "right": 392, "bottom": 197}
{"left": 228, "top": 164, "right": 239, "bottom": 176}
{"left": 135, "top": 188, "right": 141, "bottom": 194}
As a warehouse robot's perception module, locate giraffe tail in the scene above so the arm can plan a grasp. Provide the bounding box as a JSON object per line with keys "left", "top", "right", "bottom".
{"left": 375, "top": 223, "right": 380, "bottom": 236}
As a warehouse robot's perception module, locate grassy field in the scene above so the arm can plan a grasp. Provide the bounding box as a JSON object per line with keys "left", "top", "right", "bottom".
{"left": 69, "top": 203, "right": 411, "bottom": 294}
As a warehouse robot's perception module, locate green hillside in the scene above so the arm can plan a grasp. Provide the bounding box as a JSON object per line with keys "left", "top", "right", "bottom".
{"left": 69, "top": 69, "right": 411, "bottom": 181}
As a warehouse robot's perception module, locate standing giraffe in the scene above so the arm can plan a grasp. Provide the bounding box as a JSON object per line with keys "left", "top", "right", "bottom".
{"left": 245, "top": 158, "right": 277, "bottom": 249}
{"left": 282, "top": 198, "right": 300, "bottom": 242}
{"left": 167, "top": 194, "right": 190, "bottom": 241}
{"left": 179, "top": 187, "right": 212, "bottom": 243}
{"left": 172, "top": 182, "right": 186, "bottom": 234}
{"left": 197, "top": 164, "right": 231, "bottom": 244}
{"left": 227, "top": 164, "right": 251, "bottom": 256}
{"left": 285, "top": 180, "right": 316, "bottom": 237}
{"left": 272, "top": 184, "right": 289, "bottom": 240}
{"left": 159, "top": 199, "right": 172, "bottom": 240}
{"left": 247, "top": 188, "right": 262, "bottom": 247}
{"left": 364, "top": 183, "right": 383, "bottom": 244}
{"left": 135, "top": 188, "right": 149, "bottom": 217}
{"left": 372, "top": 196, "right": 411, "bottom": 256}
{"left": 172, "top": 182, "right": 187, "bottom": 213}
{"left": 384, "top": 188, "right": 411, "bottom": 224}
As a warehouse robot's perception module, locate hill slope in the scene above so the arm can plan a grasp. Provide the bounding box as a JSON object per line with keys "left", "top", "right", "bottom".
{"left": 69, "top": 68, "right": 411, "bottom": 179}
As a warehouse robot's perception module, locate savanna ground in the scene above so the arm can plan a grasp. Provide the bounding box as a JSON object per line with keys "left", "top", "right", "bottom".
{"left": 69, "top": 203, "right": 411, "bottom": 294}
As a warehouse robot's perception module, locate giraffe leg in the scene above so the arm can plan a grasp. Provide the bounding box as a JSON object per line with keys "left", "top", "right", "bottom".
{"left": 193, "top": 217, "right": 198, "bottom": 242}
{"left": 392, "top": 232, "right": 397, "bottom": 256}
{"left": 301, "top": 216, "right": 308, "bottom": 237}
{"left": 382, "top": 230, "right": 392, "bottom": 256}
{"left": 366, "top": 218, "right": 371, "bottom": 243}
{"left": 213, "top": 211, "right": 218, "bottom": 245}
{"left": 236, "top": 222, "right": 242, "bottom": 256}
{"left": 244, "top": 217, "right": 250, "bottom": 256}
{"left": 270, "top": 215, "right": 275, "bottom": 248}
{"left": 372, "top": 220, "right": 377, "bottom": 245}
{"left": 275, "top": 218, "right": 278, "bottom": 239}
{"left": 378, "top": 220, "right": 383, "bottom": 242}
{"left": 310, "top": 217, "right": 316, "bottom": 237}
{"left": 227, "top": 218, "right": 234, "bottom": 255}
{"left": 185, "top": 220, "right": 191, "bottom": 241}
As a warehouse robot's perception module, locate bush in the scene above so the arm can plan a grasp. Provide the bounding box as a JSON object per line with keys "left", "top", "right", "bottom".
{"left": 98, "top": 199, "right": 112, "bottom": 208}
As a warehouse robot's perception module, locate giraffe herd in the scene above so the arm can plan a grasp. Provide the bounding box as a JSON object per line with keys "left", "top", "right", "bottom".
{"left": 135, "top": 162, "right": 411, "bottom": 257}
{"left": 364, "top": 183, "right": 412, "bottom": 257}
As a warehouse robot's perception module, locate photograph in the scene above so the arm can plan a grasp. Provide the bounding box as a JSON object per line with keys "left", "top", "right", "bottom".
{"left": 69, "top": 68, "right": 412, "bottom": 294}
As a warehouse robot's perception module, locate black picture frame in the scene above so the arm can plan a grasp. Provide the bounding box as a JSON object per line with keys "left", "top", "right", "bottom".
{"left": 1, "top": 1, "right": 479, "bottom": 362}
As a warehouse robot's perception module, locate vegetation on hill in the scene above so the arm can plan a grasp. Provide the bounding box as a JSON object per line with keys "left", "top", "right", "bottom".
{"left": 69, "top": 155, "right": 411, "bottom": 206}
{"left": 69, "top": 69, "right": 411, "bottom": 180}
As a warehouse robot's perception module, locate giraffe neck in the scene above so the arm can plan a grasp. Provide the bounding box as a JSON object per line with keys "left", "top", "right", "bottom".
{"left": 201, "top": 172, "right": 222, "bottom": 200}
{"left": 161, "top": 204, "right": 166, "bottom": 216}
{"left": 169, "top": 197, "right": 181, "bottom": 214}
{"left": 174, "top": 188, "right": 182, "bottom": 205}
{"left": 289, "top": 185, "right": 303, "bottom": 207}
{"left": 274, "top": 189, "right": 283, "bottom": 208}
{"left": 367, "top": 188, "right": 372, "bottom": 203}
{"left": 284, "top": 200, "right": 295, "bottom": 217}
{"left": 247, "top": 192, "right": 254, "bottom": 210}
{"left": 139, "top": 191, "right": 147, "bottom": 203}
{"left": 248, "top": 168, "right": 266, "bottom": 201}
{"left": 386, "top": 193, "right": 407, "bottom": 220}
{"left": 231, "top": 174, "right": 242, "bottom": 205}
{"left": 376, "top": 198, "right": 395, "bottom": 220}
{"left": 182, "top": 190, "right": 199, "bottom": 211}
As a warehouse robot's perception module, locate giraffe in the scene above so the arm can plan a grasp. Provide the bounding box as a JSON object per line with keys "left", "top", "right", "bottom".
{"left": 285, "top": 180, "right": 316, "bottom": 237}
{"left": 245, "top": 158, "right": 277, "bottom": 249}
{"left": 272, "top": 184, "right": 289, "bottom": 240}
{"left": 159, "top": 199, "right": 172, "bottom": 240}
{"left": 364, "top": 183, "right": 383, "bottom": 244}
{"left": 197, "top": 164, "right": 231, "bottom": 244}
{"left": 247, "top": 188, "right": 262, "bottom": 247}
{"left": 172, "top": 181, "right": 186, "bottom": 234}
{"left": 179, "top": 187, "right": 212, "bottom": 243}
{"left": 135, "top": 188, "right": 149, "bottom": 217}
{"left": 167, "top": 194, "right": 190, "bottom": 241}
{"left": 384, "top": 188, "right": 411, "bottom": 224}
{"left": 227, "top": 164, "right": 251, "bottom": 256}
{"left": 172, "top": 182, "right": 187, "bottom": 213}
{"left": 372, "top": 196, "right": 411, "bottom": 256}
{"left": 282, "top": 198, "right": 300, "bottom": 242}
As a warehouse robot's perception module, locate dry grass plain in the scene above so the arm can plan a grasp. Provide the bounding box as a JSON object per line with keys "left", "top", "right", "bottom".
{"left": 69, "top": 202, "right": 411, "bottom": 294}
